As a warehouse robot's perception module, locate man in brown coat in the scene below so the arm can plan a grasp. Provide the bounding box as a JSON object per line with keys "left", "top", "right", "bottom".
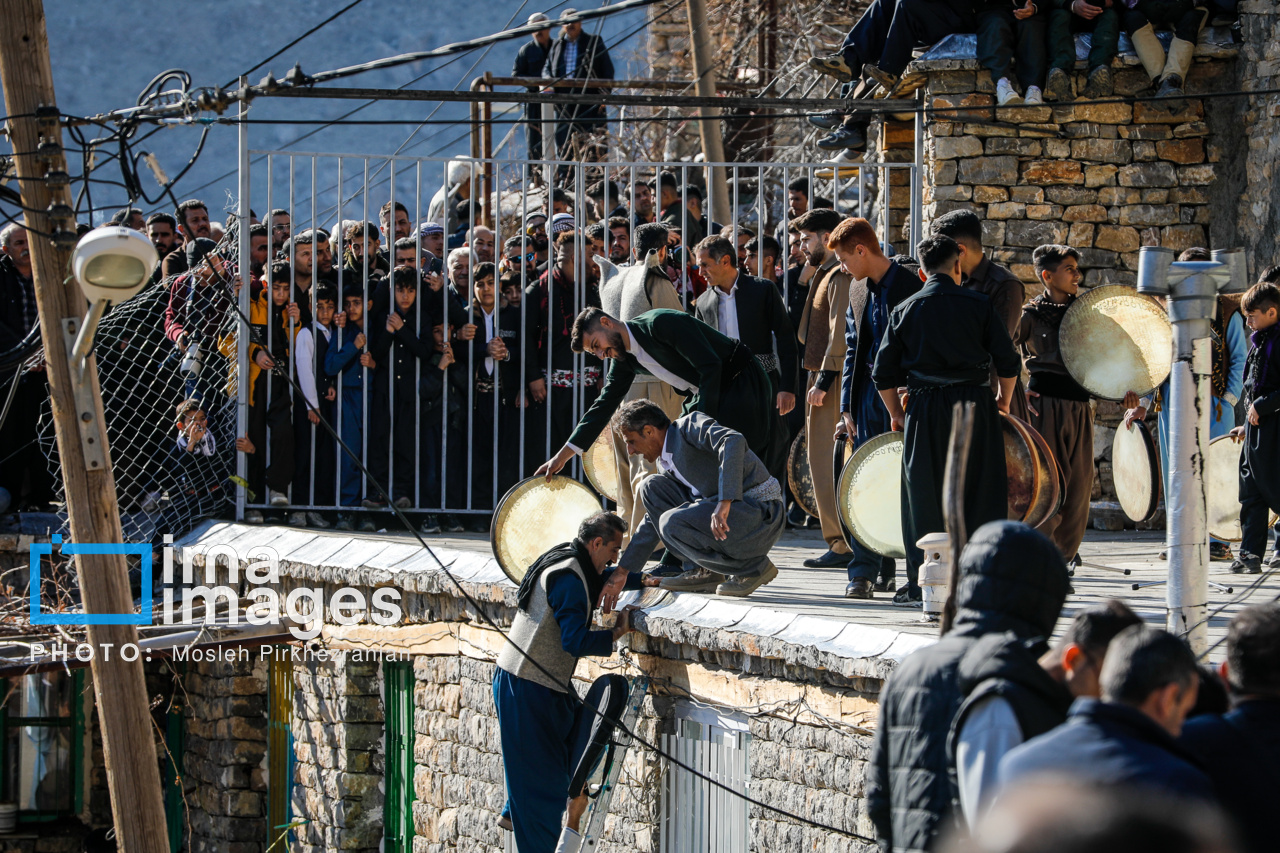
{"left": 794, "top": 209, "right": 854, "bottom": 567}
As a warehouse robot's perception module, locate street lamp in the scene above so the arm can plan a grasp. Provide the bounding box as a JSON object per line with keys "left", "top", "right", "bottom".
{"left": 68, "top": 225, "right": 156, "bottom": 367}
{"left": 1136, "top": 246, "right": 1248, "bottom": 654}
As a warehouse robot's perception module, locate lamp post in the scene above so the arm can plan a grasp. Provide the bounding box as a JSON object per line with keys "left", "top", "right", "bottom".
{"left": 1136, "top": 247, "right": 1248, "bottom": 654}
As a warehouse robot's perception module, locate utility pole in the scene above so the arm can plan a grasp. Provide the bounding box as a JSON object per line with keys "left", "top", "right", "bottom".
{"left": 0, "top": 2, "right": 169, "bottom": 851}
{"left": 685, "top": 0, "right": 731, "bottom": 226}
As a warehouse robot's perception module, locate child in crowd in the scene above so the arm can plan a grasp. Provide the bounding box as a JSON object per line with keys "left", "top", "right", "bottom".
{"left": 1044, "top": 0, "right": 1120, "bottom": 102}
{"left": 1013, "top": 245, "right": 1095, "bottom": 563}
{"left": 175, "top": 398, "right": 216, "bottom": 456}
{"left": 290, "top": 285, "right": 339, "bottom": 528}
{"left": 419, "top": 322, "right": 469, "bottom": 535}
{"left": 245, "top": 261, "right": 299, "bottom": 523}
{"left": 366, "top": 267, "right": 429, "bottom": 513}
{"left": 1229, "top": 279, "right": 1280, "bottom": 574}
{"left": 324, "top": 286, "right": 372, "bottom": 531}
{"left": 976, "top": 0, "right": 1049, "bottom": 105}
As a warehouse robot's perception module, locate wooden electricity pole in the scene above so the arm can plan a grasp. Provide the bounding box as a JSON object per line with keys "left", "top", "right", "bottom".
{"left": 0, "top": 2, "right": 169, "bottom": 850}
{"left": 685, "top": 0, "right": 731, "bottom": 224}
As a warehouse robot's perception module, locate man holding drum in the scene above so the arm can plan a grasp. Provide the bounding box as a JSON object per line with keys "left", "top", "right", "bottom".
{"left": 1012, "top": 245, "right": 1095, "bottom": 563}
{"left": 831, "top": 217, "right": 923, "bottom": 601}
{"left": 872, "top": 235, "right": 1022, "bottom": 604}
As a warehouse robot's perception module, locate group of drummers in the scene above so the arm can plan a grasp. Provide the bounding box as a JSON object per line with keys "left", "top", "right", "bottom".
{"left": 525, "top": 207, "right": 1280, "bottom": 607}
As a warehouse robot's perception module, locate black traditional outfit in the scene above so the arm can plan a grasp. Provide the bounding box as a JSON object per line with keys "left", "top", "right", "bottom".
{"left": 872, "top": 274, "right": 1020, "bottom": 592}
{"left": 1240, "top": 323, "right": 1280, "bottom": 562}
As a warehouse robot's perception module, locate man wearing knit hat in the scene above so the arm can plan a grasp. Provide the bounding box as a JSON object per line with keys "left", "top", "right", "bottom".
{"left": 514, "top": 12, "right": 553, "bottom": 159}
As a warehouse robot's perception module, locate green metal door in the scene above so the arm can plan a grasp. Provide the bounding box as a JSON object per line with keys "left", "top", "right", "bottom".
{"left": 384, "top": 661, "right": 416, "bottom": 853}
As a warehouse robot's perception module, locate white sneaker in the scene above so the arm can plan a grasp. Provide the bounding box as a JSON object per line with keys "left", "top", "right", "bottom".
{"left": 996, "top": 78, "right": 1023, "bottom": 106}
{"left": 269, "top": 489, "right": 289, "bottom": 507}
{"left": 1024, "top": 85, "right": 1044, "bottom": 105}
{"left": 286, "top": 511, "right": 307, "bottom": 527}
{"left": 244, "top": 509, "right": 264, "bottom": 524}
{"left": 140, "top": 490, "right": 163, "bottom": 513}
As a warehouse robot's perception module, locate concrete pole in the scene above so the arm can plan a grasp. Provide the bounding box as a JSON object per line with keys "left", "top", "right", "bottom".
{"left": 0, "top": 2, "right": 170, "bottom": 849}
{"left": 685, "top": 0, "right": 731, "bottom": 226}
{"left": 1164, "top": 265, "right": 1221, "bottom": 655}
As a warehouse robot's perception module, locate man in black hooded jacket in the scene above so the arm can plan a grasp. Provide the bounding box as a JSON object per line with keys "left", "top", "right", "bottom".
{"left": 867, "top": 520, "right": 1070, "bottom": 853}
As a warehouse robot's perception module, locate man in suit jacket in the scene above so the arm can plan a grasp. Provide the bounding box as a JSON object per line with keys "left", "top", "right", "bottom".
{"left": 692, "top": 235, "right": 798, "bottom": 429}
{"left": 612, "top": 400, "right": 785, "bottom": 597}
{"left": 833, "top": 218, "right": 923, "bottom": 600}
{"left": 533, "top": 307, "right": 783, "bottom": 483}
{"left": 542, "top": 11, "right": 614, "bottom": 158}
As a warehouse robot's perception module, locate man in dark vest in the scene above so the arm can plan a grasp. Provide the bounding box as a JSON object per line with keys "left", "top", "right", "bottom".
{"left": 493, "top": 512, "right": 651, "bottom": 853}
{"left": 533, "top": 306, "right": 783, "bottom": 484}
{"left": 513, "top": 13, "right": 552, "bottom": 159}
{"left": 867, "top": 520, "right": 1069, "bottom": 853}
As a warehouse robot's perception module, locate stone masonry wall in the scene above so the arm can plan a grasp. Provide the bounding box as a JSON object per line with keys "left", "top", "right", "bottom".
{"left": 922, "top": 56, "right": 1235, "bottom": 288}
{"left": 182, "top": 656, "right": 269, "bottom": 853}
{"left": 291, "top": 651, "right": 384, "bottom": 853}
{"left": 1234, "top": 1, "right": 1280, "bottom": 275}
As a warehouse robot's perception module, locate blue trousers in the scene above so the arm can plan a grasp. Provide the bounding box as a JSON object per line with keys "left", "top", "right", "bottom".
{"left": 847, "top": 379, "right": 896, "bottom": 584}
{"left": 493, "top": 668, "right": 577, "bottom": 853}
{"left": 337, "top": 385, "right": 366, "bottom": 506}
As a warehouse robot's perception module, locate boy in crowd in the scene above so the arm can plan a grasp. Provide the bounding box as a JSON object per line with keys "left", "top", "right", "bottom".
{"left": 1044, "top": 0, "right": 1120, "bottom": 102}
{"left": 366, "top": 267, "right": 430, "bottom": 514}
{"left": 872, "top": 235, "right": 1020, "bottom": 603}
{"left": 460, "top": 262, "right": 526, "bottom": 532}
{"left": 245, "top": 262, "right": 300, "bottom": 523}
{"left": 1228, "top": 280, "right": 1280, "bottom": 573}
{"left": 175, "top": 399, "right": 216, "bottom": 456}
{"left": 419, "top": 321, "right": 468, "bottom": 535}
{"left": 1012, "top": 245, "right": 1095, "bottom": 563}
{"left": 324, "top": 286, "right": 373, "bottom": 531}
{"left": 743, "top": 235, "right": 781, "bottom": 285}
{"left": 291, "top": 285, "right": 338, "bottom": 528}
{"left": 976, "top": 0, "right": 1048, "bottom": 105}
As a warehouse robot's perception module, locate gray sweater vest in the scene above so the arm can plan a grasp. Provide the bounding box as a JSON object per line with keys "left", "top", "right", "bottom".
{"left": 497, "top": 557, "right": 596, "bottom": 693}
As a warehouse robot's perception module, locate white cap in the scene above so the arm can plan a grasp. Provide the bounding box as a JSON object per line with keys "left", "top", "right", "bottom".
{"left": 563, "top": 8, "right": 580, "bottom": 19}
{"left": 528, "top": 12, "right": 549, "bottom": 25}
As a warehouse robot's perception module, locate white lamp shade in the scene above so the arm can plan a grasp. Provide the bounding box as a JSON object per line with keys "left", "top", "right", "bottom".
{"left": 72, "top": 226, "right": 158, "bottom": 303}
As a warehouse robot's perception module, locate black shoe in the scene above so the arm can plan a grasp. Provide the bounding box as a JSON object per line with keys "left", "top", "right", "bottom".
{"left": 357, "top": 515, "right": 378, "bottom": 533}
{"left": 816, "top": 124, "right": 866, "bottom": 151}
{"left": 1044, "top": 67, "right": 1074, "bottom": 103}
{"left": 808, "top": 109, "right": 844, "bottom": 130}
{"left": 1230, "top": 554, "right": 1262, "bottom": 574}
{"left": 1068, "top": 552, "right": 1083, "bottom": 570}
{"left": 804, "top": 549, "right": 850, "bottom": 568}
{"left": 466, "top": 515, "right": 490, "bottom": 534}
{"left": 1268, "top": 551, "right": 1280, "bottom": 569}
{"left": 334, "top": 513, "right": 355, "bottom": 531}
{"left": 891, "top": 585, "right": 923, "bottom": 607}
{"left": 1156, "top": 74, "right": 1185, "bottom": 113}
{"left": 441, "top": 514, "right": 465, "bottom": 533}
{"left": 647, "top": 564, "right": 687, "bottom": 578}
{"left": 1209, "top": 541, "right": 1233, "bottom": 562}
{"left": 1081, "top": 64, "right": 1113, "bottom": 99}
{"left": 786, "top": 503, "right": 811, "bottom": 528}
{"left": 845, "top": 579, "right": 873, "bottom": 599}
{"left": 873, "top": 579, "right": 896, "bottom": 593}
{"left": 418, "top": 514, "right": 441, "bottom": 535}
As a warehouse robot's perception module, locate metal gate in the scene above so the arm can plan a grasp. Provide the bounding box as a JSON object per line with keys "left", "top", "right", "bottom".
{"left": 232, "top": 144, "right": 922, "bottom": 522}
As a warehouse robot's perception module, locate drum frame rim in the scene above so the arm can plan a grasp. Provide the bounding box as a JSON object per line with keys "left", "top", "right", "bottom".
{"left": 491, "top": 474, "right": 603, "bottom": 585}
{"left": 1112, "top": 419, "right": 1161, "bottom": 523}
{"left": 787, "top": 431, "right": 822, "bottom": 522}
{"left": 1002, "top": 413, "right": 1044, "bottom": 524}
{"left": 582, "top": 431, "right": 620, "bottom": 503}
{"left": 838, "top": 431, "right": 907, "bottom": 559}
{"left": 1011, "top": 413, "right": 1062, "bottom": 529}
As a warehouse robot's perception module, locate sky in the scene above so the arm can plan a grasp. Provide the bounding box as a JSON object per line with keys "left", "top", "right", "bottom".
{"left": 43, "top": 0, "right": 649, "bottom": 226}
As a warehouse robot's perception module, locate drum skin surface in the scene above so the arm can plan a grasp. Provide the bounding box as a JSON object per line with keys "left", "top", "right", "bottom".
{"left": 838, "top": 432, "right": 906, "bottom": 559}
{"left": 1012, "top": 414, "right": 1061, "bottom": 529}
{"left": 1060, "top": 285, "right": 1172, "bottom": 401}
{"left": 582, "top": 430, "right": 620, "bottom": 503}
{"left": 491, "top": 476, "right": 604, "bottom": 584}
{"left": 1207, "top": 435, "right": 1245, "bottom": 541}
{"left": 1112, "top": 420, "right": 1161, "bottom": 522}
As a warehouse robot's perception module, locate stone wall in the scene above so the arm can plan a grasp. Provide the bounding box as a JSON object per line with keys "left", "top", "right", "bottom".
{"left": 921, "top": 56, "right": 1234, "bottom": 288}
{"left": 182, "top": 656, "right": 269, "bottom": 853}
{"left": 290, "top": 651, "right": 384, "bottom": 853}
{"left": 1233, "top": 1, "right": 1280, "bottom": 276}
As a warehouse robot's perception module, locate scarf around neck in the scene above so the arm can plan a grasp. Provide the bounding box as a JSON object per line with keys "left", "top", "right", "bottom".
{"left": 515, "top": 538, "right": 603, "bottom": 612}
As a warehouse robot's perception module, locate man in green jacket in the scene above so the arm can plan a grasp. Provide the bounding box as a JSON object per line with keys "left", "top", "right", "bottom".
{"left": 534, "top": 307, "right": 784, "bottom": 482}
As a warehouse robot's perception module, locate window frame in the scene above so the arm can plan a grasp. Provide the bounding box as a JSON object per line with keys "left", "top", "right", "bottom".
{"left": 0, "top": 668, "right": 87, "bottom": 822}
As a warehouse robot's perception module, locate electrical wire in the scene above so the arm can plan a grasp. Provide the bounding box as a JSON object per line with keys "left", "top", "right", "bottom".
{"left": 223, "top": 0, "right": 369, "bottom": 89}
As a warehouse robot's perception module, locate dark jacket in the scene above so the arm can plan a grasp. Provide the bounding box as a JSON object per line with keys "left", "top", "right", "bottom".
{"left": 368, "top": 304, "right": 430, "bottom": 400}
{"left": 694, "top": 274, "right": 798, "bottom": 396}
{"left": 840, "top": 259, "right": 922, "bottom": 414}
{"left": 514, "top": 37, "right": 550, "bottom": 81}
{"left": 0, "top": 253, "right": 37, "bottom": 355}
{"left": 1180, "top": 698, "right": 1280, "bottom": 853}
{"left": 947, "top": 631, "right": 1074, "bottom": 819}
{"left": 543, "top": 32, "right": 614, "bottom": 123}
{"left": 868, "top": 521, "right": 1069, "bottom": 853}
{"left": 999, "top": 698, "right": 1214, "bottom": 801}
